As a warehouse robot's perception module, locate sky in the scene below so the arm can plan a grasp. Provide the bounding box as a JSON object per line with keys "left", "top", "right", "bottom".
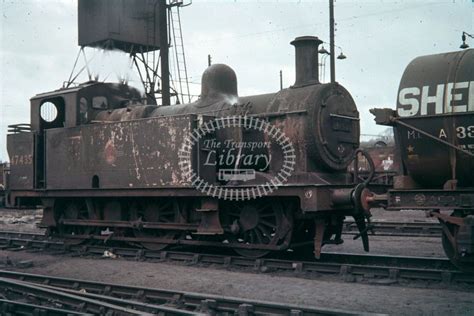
{"left": 0, "top": 0, "right": 473, "bottom": 161}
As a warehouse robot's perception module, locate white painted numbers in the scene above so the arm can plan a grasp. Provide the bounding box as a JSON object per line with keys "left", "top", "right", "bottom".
{"left": 437, "top": 125, "right": 474, "bottom": 139}
{"left": 398, "top": 81, "right": 474, "bottom": 117}
{"left": 456, "top": 125, "right": 474, "bottom": 139}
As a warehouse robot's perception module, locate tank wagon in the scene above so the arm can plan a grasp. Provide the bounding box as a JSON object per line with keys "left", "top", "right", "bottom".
{"left": 7, "top": 36, "right": 375, "bottom": 258}
{"left": 371, "top": 49, "right": 474, "bottom": 270}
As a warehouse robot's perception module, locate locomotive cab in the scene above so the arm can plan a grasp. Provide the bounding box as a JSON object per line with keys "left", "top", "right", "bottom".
{"left": 30, "top": 81, "right": 144, "bottom": 130}
{"left": 7, "top": 82, "right": 145, "bottom": 201}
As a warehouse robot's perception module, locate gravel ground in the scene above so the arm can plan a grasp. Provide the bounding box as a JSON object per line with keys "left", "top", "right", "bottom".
{"left": 0, "top": 207, "right": 473, "bottom": 315}
{"left": 0, "top": 208, "right": 44, "bottom": 234}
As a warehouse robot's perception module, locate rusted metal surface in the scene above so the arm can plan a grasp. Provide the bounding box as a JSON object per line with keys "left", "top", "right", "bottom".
{"left": 313, "top": 219, "right": 326, "bottom": 259}
{"left": 60, "top": 219, "right": 199, "bottom": 231}
{"left": 431, "top": 211, "right": 474, "bottom": 272}
{"left": 343, "top": 220, "right": 442, "bottom": 237}
{"left": 12, "top": 185, "right": 352, "bottom": 214}
{"left": 385, "top": 190, "right": 474, "bottom": 211}
{"left": 46, "top": 115, "right": 199, "bottom": 190}
{"left": 291, "top": 36, "right": 323, "bottom": 87}
{"left": 29, "top": 82, "right": 144, "bottom": 132}
{"left": 7, "top": 35, "right": 371, "bottom": 261}
{"left": 149, "top": 38, "right": 360, "bottom": 172}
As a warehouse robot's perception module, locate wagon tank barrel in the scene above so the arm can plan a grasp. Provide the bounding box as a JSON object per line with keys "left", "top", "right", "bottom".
{"left": 372, "top": 48, "right": 474, "bottom": 188}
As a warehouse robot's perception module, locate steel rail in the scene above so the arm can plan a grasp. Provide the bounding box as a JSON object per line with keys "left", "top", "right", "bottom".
{"left": 0, "top": 277, "right": 153, "bottom": 316}
{"left": 29, "top": 283, "right": 202, "bottom": 316}
{"left": 0, "top": 270, "right": 378, "bottom": 316}
{"left": 0, "top": 230, "right": 472, "bottom": 284}
{"left": 0, "top": 298, "right": 93, "bottom": 316}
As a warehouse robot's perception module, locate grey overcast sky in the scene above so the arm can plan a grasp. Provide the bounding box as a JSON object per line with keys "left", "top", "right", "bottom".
{"left": 0, "top": 0, "right": 473, "bottom": 161}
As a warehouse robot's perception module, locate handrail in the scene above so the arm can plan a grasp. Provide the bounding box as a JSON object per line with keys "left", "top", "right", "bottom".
{"left": 7, "top": 124, "right": 32, "bottom": 134}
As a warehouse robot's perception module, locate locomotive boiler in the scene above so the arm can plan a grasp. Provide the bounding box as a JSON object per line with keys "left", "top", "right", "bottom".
{"left": 7, "top": 36, "right": 373, "bottom": 258}
{"left": 371, "top": 48, "right": 474, "bottom": 271}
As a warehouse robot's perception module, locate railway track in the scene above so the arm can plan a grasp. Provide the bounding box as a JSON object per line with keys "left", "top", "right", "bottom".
{"left": 0, "top": 230, "right": 472, "bottom": 286}
{"left": 343, "top": 221, "right": 441, "bottom": 237}
{"left": 0, "top": 270, "right": 378, "bottom": 316}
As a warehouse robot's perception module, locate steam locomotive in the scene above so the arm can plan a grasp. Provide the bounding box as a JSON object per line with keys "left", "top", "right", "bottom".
{"left": 371, "top": 48, "right": 474, "bottom": 271}
{"left": 6, "top": 36, "right": 374, "bottom": 258}
{"left": 6, "top": 32, "right": 473, "bottom": 271}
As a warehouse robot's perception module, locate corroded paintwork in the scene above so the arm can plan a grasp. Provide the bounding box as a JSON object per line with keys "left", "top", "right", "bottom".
{"left": 46, "top": 115, "right": 199, "bottom": 189}
{"left": 6, "top": 35, "right": 370, "bottom": 260}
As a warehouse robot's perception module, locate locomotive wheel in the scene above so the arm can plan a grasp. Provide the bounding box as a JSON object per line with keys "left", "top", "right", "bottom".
{"left": 441, "top": 210, "right": 474, "bottom": 273}
{"left": 58, "top": 201, "right": 93, "bottom": 245}
{"left": 130, "top": 199, "right": 180, "bottom": 251}
{"left": 222, "top": 199, "right": 294, "bottom": 258}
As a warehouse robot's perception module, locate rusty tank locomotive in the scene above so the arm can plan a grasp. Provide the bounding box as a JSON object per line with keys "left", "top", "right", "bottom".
{"left": 7, "top": 36, "right": 374, "bottom": 258}
{"left": 371, "top": 48, "right": 474, "bottom": 270}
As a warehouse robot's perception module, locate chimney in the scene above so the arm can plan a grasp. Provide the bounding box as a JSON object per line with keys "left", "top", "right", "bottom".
{"left": 290, "top": 36, "right": 323, "bottom": 87}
